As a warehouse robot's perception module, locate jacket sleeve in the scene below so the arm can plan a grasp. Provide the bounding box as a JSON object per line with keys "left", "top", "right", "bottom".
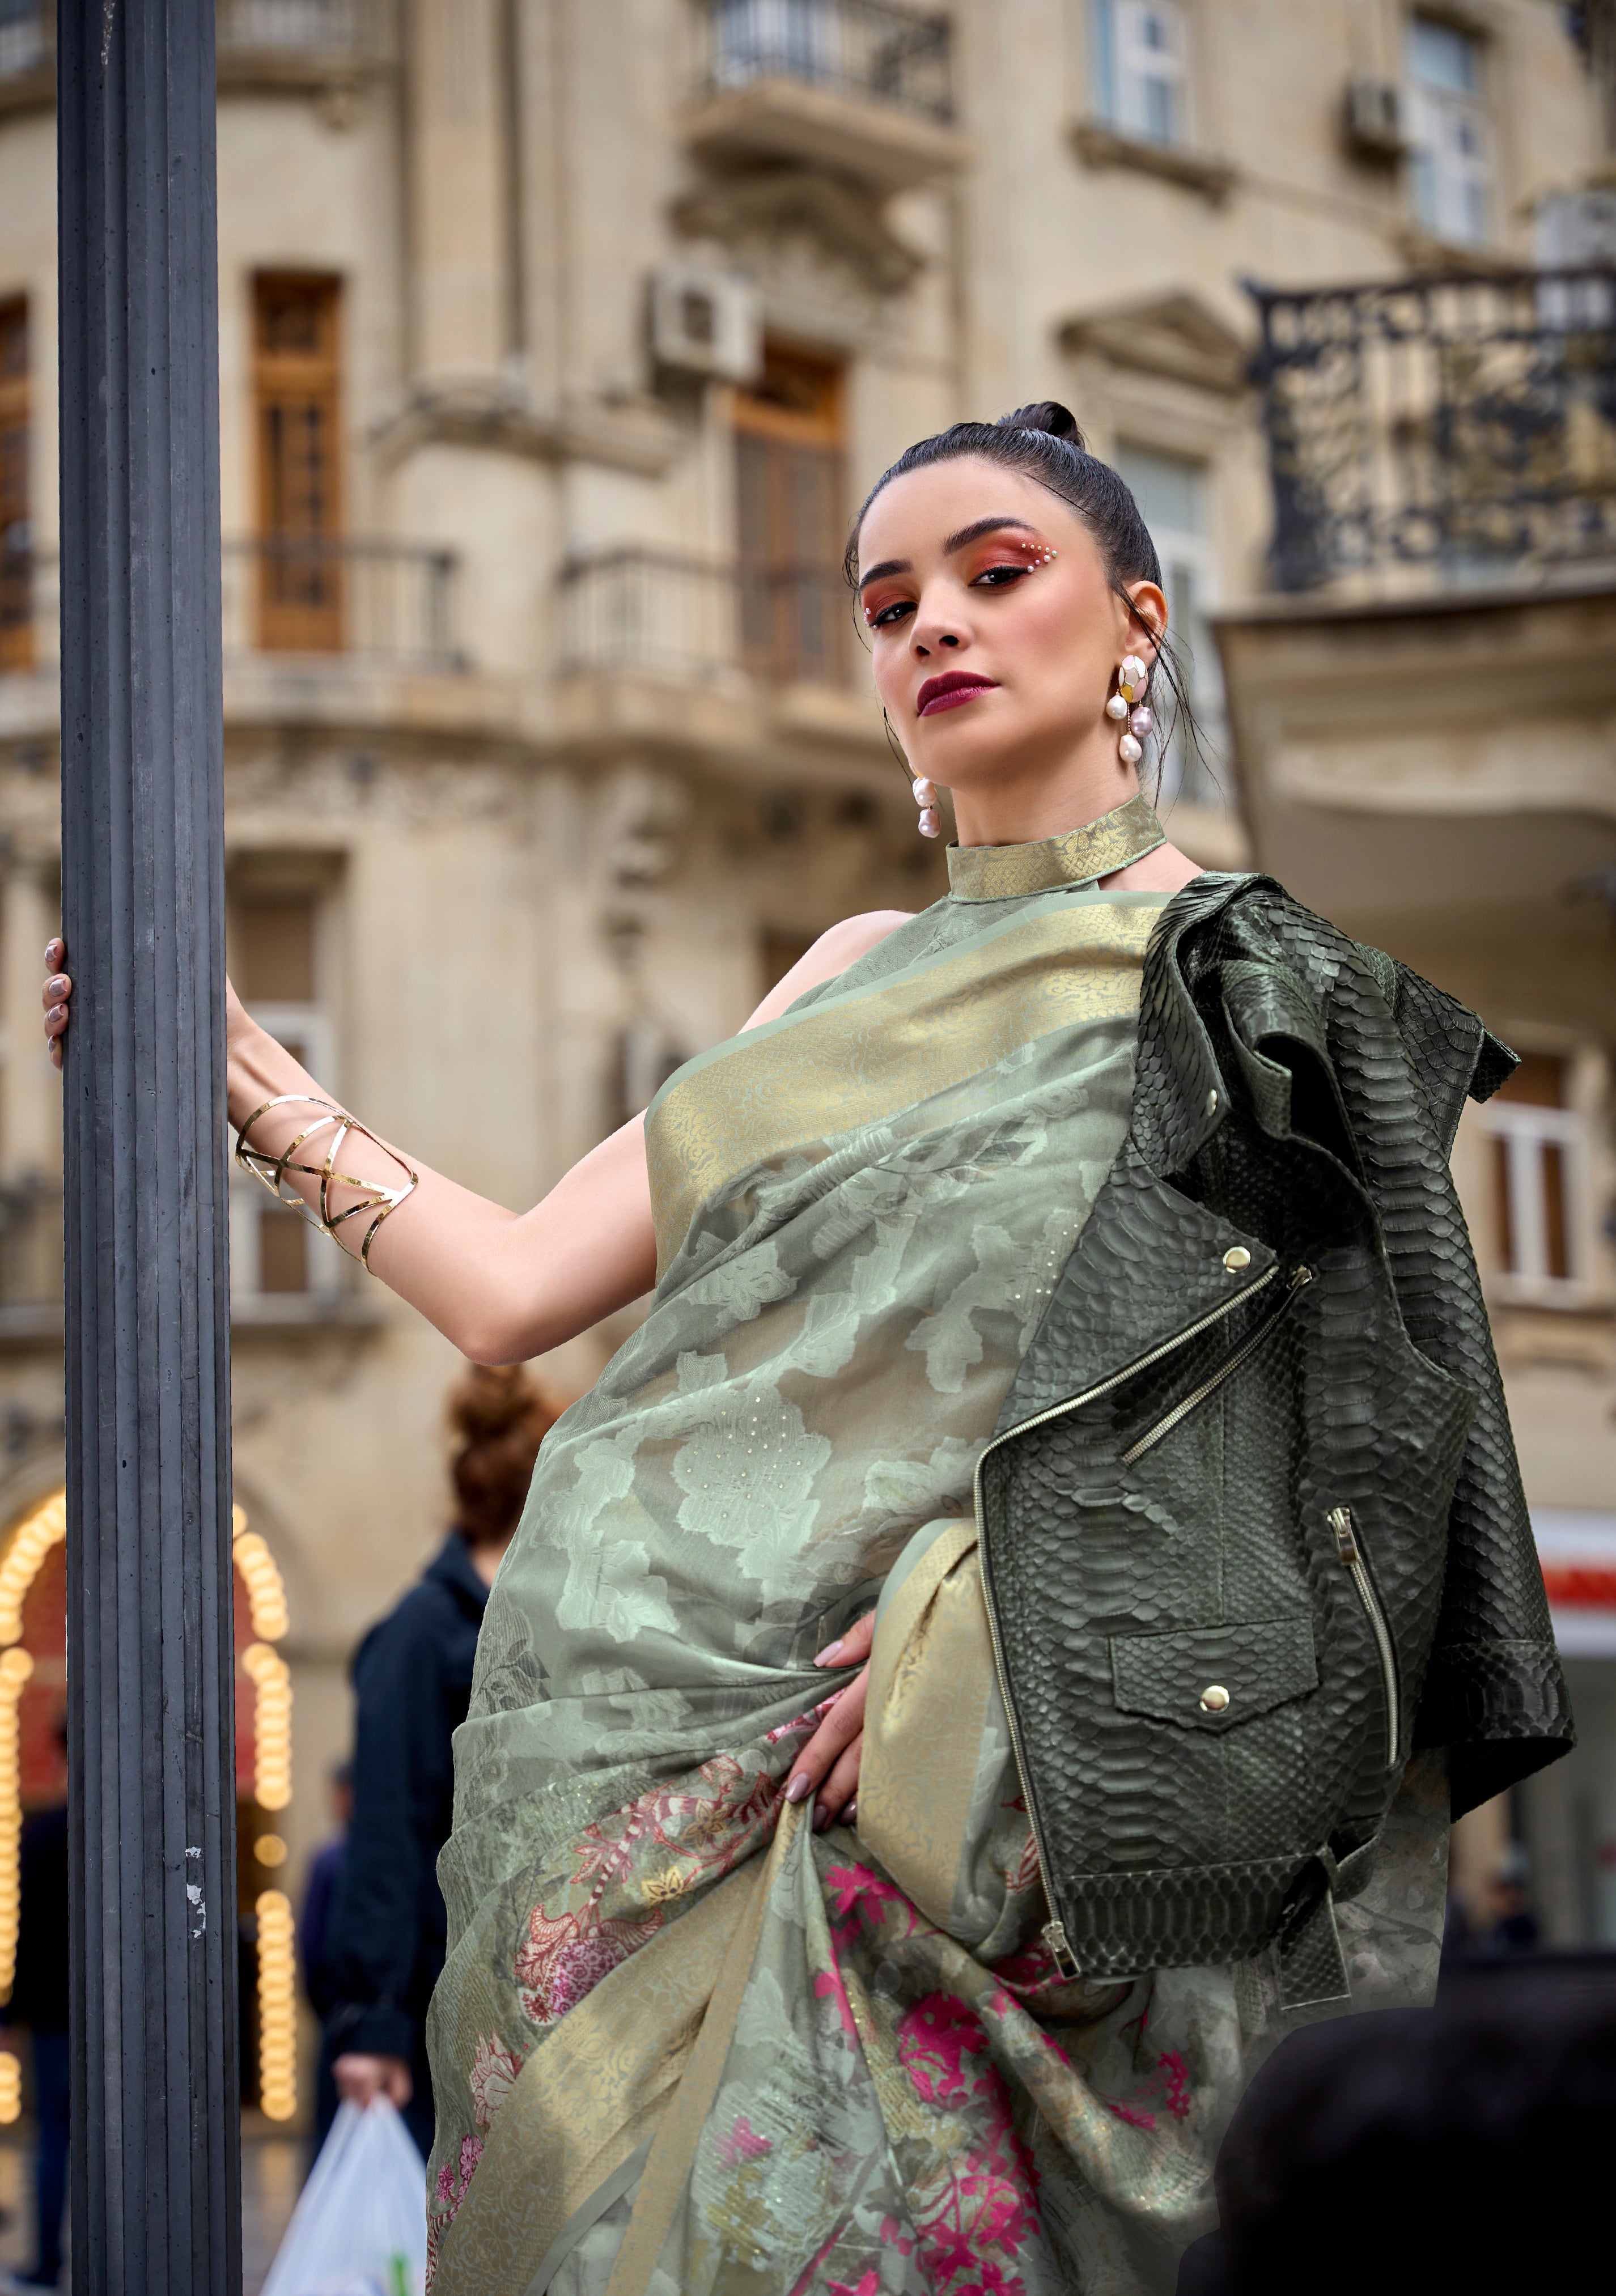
{"left": 1385, "top": 962, "right": 1574, "bottom": 1817}
{"left": 324, "top": 1594, "right": 452, "bottom": 2060}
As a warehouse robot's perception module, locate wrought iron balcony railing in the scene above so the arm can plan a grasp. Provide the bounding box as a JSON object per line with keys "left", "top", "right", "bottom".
{"left": 215, "top": 0, "right": 394, "bottom": 61}
{"left": 695, "top": 0, "right": 953, "bottom": 125}
{"left": 1251, "top": 268, "right": 1616, "bottom": 593}
{"left": 561, "top": 546, "right": 854, "bottom": 690}
{"left": 0, "top": 0, "right": 392, "bottom": 83}
{"left": 0, "top": 537, "right": 464, "bottom": 676}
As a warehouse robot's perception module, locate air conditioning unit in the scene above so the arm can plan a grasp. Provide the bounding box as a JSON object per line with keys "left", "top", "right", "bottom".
{"left": 648, "top": 265, "right": 762, "bottom": 385}
{"left": 1344, "top": 76, "right": 1404, "bottom": 159}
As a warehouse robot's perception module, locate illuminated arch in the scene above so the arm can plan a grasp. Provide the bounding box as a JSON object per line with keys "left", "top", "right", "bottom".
{"left": 0, "top": 1490, "right": 298, "bottom": 2123}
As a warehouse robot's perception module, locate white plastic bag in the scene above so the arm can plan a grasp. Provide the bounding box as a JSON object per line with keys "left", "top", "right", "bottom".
{"left": 259, "top": 2098, "right": 429, "bottom": 2296}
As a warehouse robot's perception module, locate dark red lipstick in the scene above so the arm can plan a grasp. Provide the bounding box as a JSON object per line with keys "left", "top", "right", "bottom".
{"left": 916, "top": 671, "right": 998, "bottom": 718}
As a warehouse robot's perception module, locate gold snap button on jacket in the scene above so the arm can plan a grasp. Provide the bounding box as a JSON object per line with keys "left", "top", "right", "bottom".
{"left": 1199, "top": 1684, "right": 1231, "bottom": 1713}
{"left": 1223, "top": 1246, "right": 1251, "bottom": 1272}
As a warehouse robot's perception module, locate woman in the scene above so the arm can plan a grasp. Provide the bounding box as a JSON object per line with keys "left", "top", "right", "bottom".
{"left": 44, "top": 405, "right": 1567, "bottom": 2294}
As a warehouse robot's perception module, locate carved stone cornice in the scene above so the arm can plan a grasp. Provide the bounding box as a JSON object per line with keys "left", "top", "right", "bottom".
{"left": 672, "top": 167, "right": 925, "bottom": 295}
{"left": 1057, "top": 291, "right": 1251, "bottom": 397}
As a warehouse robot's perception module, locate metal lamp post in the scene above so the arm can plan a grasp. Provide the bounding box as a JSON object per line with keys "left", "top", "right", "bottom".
{"left": 57, "top": 2, "right": 240, "bottom": 2286}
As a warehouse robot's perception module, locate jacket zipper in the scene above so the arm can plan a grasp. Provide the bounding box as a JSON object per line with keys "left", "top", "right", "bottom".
{"left": 1118, "top": 1266, "right": 1316, "bottom": 1466}
{"left": 1328, "top": 1505, "right": 1401, "bottom": 1769}
{"left": 972, "top": 1257, "right": 1292, "bottom": 1980}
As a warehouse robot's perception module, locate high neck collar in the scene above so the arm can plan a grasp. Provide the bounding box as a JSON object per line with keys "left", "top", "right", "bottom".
{"left": 945, "top": 792, "right": 1166, "bottom": 902}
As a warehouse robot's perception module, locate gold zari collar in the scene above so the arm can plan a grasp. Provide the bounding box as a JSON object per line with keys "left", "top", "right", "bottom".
{"left": 945, "top": 792, "right": 1165, "bottom": 902}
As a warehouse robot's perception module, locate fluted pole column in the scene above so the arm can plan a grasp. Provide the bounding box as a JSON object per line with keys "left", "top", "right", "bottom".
{"left": 57, "top": 3, "right": 239, "bottom": 2290}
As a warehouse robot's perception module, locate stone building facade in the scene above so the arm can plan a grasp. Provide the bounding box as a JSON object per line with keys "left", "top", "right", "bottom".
{"left": 0, "top": 0, "right": 1612, "bottom": 2111}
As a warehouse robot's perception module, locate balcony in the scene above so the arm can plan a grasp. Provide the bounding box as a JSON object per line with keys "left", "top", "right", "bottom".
{"left": 1251, "top": 268, "right": 1616, "bottom": 596}
{"left": 1, "top": 536, "right": 465, "bottom": 682}
{"left": 215, "top": 0, "right": 396, "bottom": 89}
{"left": 0, "top": 1, "right": 393, "bottom": 109}
{"left": 562, "top": 548, "right": 852, "bottom": 690}
{"left": 0, "top": 0, "right": 50, "bottom": 112}
{"left": 683, "top": 0, "right": 965, "bottom": 192}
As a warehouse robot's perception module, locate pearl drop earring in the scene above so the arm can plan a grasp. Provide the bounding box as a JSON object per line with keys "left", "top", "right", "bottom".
{"left": 911, "top": 775, "right": 941, "bottom": 839}
{"left": 1109, "top": 654, "right": 1150, "bottom": 768}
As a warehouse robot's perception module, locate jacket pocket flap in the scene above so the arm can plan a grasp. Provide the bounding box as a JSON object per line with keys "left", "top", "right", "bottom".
{"left": 1110, "top": 1617, "right": 1317, "bottom": 1732}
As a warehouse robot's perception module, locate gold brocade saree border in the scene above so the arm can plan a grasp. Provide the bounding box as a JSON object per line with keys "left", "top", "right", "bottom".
{"left": 646, "top": 898, "right": 1162, "bottom": 1276}
{"left": 434, "top": 1866, "right": 760, "bottom": 2296}
{"left": 858, "top": 1518, "right": 991, "bottom": 1933}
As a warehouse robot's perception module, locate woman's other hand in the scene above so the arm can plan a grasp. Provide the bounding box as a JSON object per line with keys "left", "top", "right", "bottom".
{"left": 43, "top": 939, "right": 70, "bottom": 1070}
{"left": 45, "top": 940, "right": 255, "bottom": 1072}
{"left": 332, "top": 2050, "right": 414, "bottom": 2110}
{"left": 783, "top": 1608, "right": 877, "bottom": 1832}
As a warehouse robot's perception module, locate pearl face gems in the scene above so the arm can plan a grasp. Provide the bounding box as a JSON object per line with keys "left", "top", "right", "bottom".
{"left": 912, "top": 774, "right": 941, "bottom": 839}
{"left": 1110, "top": 655, "right": 1152, "bottom": 773}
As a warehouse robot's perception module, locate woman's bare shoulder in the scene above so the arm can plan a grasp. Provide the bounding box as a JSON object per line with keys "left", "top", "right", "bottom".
{"left": 741, "top": 910, "right": 915, "bottom": 1030}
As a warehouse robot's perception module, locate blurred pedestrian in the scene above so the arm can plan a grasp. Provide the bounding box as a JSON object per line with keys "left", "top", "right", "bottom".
{"left": 320, "top": 1365, "right": 558, "bottom": 2162}
{"left": 0, "top": 1714, "right": 69, "bottom": 2291}
{"left": 299, "top": 1759, "right": 354, "bottom": 2154}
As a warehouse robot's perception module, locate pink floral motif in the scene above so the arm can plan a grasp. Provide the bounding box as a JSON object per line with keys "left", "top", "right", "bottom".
{"left": 514, "top": 1749, "right": 781, "bottom": 2026}
{"left": 717, "top": 2114, "right": 772, "bottom": 2166}
{"left": 895, "top": 1992, "right": 1040, "bottom": 2291}
{"left": 823, "top": 1861, "right": 912, "bottom": 1950}
{"left": 828, "top": 2274, "right": 881, "bottom": 2296}
{"left": 468, "top": 2031, "right": 521, "bottom": 2134}
{"left": 426, "top": 2133, "right": 483, "bottom": 2289}
{"left": 813, "top": 1964, "right": 859, "bottom": 2043}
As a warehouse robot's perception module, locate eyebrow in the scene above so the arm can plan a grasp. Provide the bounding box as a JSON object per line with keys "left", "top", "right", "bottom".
{"left": 856, "top": 516, "right": 1044, "bottom": 592}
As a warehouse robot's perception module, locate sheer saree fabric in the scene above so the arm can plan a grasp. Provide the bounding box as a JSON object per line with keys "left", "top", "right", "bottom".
{"left": 426, "top": 806, "right": 1447, "bottom": 2296}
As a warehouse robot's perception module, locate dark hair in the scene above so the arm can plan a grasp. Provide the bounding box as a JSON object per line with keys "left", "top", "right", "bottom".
{"left": 448, "top": 1364, "right": 559, "bottom": 1546}
{"left": 844, "top": 401, "right": 1202, "bottom": 793}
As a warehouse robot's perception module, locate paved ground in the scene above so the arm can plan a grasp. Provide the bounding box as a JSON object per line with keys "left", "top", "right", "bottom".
{"left": 0, "top": 2123, "right": 306, "bottom": 2293}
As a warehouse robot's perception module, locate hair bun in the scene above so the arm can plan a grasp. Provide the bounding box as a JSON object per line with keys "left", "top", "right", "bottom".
{"left": 449, "top": 1362, "right": 549, "bottom": 1445}
{"left": 995, "top": 401, "right": 1086, "bottom": 449}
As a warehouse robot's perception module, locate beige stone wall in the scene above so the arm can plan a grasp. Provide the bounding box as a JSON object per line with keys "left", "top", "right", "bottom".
{"left": 0, "top": 0, "right": 1610, "bottom": 2098}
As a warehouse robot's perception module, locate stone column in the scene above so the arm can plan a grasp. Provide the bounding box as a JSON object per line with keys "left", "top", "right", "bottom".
{"left": 57, "top": 2, "right": 240, "bottom": 2285}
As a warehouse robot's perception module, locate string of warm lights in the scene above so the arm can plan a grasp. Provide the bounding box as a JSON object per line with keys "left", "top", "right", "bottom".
{"left": 254, "top": 1888, "right": 299, "bottom": 2122}
{"left": 0, "top": 1489, "right": 61, "bottom": 2128}
{"left": 0, "top": 1489, "right": 299, "bottom": 2124}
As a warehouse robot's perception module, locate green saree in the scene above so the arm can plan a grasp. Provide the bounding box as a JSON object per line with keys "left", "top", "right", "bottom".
{"left": 427, "top": 798, "right": 1447, "bottom": 2296}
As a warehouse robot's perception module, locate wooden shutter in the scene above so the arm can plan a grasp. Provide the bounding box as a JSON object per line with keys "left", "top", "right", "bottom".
{"left": 253, "top": 275, "right": 343, "bottom": 652}
{"left": 733, "top": 346, "right": 846, "bottom": 686}
{"left": 0, "top": 300, "right": 29, "bottom": 675}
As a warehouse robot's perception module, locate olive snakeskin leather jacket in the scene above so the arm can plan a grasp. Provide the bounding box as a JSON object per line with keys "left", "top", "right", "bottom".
{"left": 975, "top": 872, "right": 1572, "bottom": 2011}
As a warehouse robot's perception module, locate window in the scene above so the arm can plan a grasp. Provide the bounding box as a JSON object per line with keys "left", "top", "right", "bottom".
{"left": 0, "top": 299, "right": 29, "bottom": 675}
{"left": 1406, "top": 17, "right": 1492, "bottom": 248}
{"left": 1091, "top": 0, "right": 1188, "bottom": 148}
{"left": 1483, "top": 1051, "right": 1589, "bottom": 1292}
{"left": 253, "top": 274, "right": 343, "bottom": 651}
{"left": 228, "top": 880, "right": 338, "bottom": 1300}
{"left": 1109, "top": 443, "right": 1223, "bottom": 808}
{"left": 733, "top": 344, "right": 846, "bottom": 688}
{"left": 712, "top": 0, "right": 837, "bottom": 90}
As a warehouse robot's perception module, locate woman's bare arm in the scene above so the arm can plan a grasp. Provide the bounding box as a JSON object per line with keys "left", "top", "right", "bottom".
{"left": 43, "top": 909, "right": 912, "bottom": 1365}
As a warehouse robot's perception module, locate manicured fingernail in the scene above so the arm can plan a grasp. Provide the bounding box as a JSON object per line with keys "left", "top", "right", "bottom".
{"left": 813, "top": 1639, "right": 844, "bottom": 1667}
{"left": 845, "top": 1800, "right": 857, "bottom": 1824}
{"left": 784, "top": 1772, "right": 811, "bottom": 1803}
{"left": 813, "top": 1803, "right": 831, "bottom": 1831}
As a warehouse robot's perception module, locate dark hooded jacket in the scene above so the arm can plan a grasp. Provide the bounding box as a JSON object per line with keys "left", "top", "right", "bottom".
{"left": 324, "top": 1533, "right": 488, "bottom": 2061}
